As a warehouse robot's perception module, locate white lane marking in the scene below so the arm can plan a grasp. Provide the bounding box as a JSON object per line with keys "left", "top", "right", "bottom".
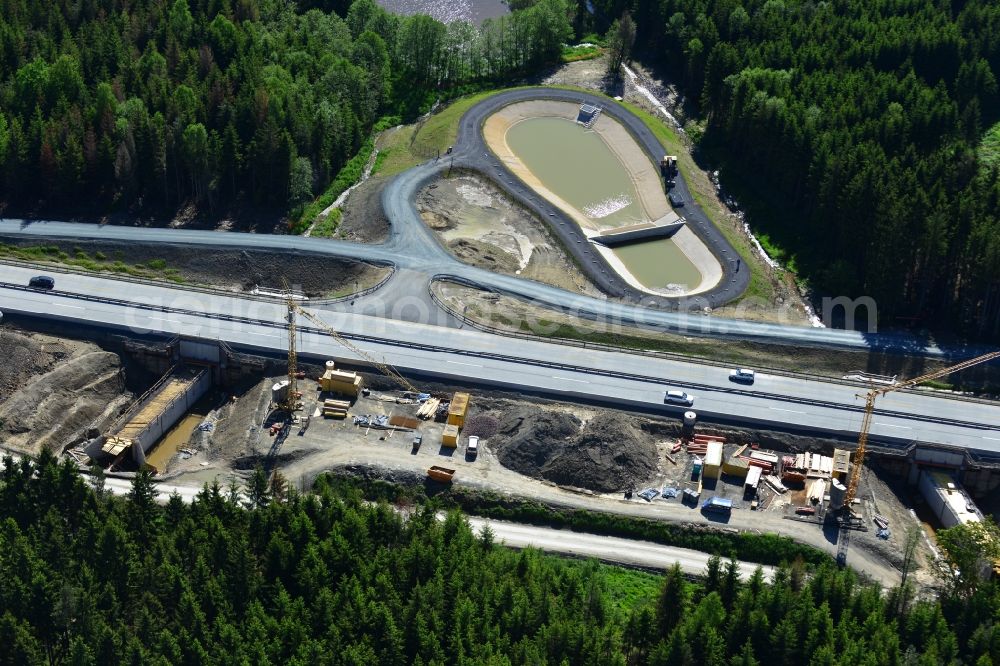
{"left": 553, "top": 376, "right": 589, "bottom": 383}
{"left": 880, "top": 424, "right": 911, "bottom": 430}
{"left": 52, "top": 303, "right": 84, "bottom": 309}
{"left": 769, "top": 407, "right": 806, "bottom": 414}
{"left": 146, "top": 316, "right": 182, "bottom": 324}
{"left": 984, "top": 436, "right": 1000, "bottom": 441}
{"left": 447, "top": 360, "right": 481, "bottom": 367}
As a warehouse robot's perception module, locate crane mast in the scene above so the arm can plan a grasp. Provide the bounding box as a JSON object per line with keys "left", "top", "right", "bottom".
{"left": 843, "top": 349, "right": 1000, "bottom": 509}
{"left": 281, "top": 280, "right": 299, "bottom": 413}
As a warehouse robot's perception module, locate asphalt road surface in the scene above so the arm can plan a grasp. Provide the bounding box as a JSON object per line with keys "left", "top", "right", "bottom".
{"left": 0, "top": 87, "right": 985, "bottom": 356}
{"left": 2, "top": 265, "right": 999, "bottom": 459}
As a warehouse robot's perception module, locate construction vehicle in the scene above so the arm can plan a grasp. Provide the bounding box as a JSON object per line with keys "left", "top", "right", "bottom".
{"left": 837, "top": 349, "right": 1000, "bottom": 566}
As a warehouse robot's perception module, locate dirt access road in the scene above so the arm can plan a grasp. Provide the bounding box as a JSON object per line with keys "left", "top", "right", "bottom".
{"left": 241, "top": 430, "right": 902, "bottom": 586}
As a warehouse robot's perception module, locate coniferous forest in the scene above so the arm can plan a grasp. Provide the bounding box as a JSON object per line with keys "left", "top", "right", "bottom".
{"left": 0, "top": 451, "right": 998, "bottom": 665}
{"left": 587, "top": 0, "right": 1000, "bottom": 338}
{"left": 0, "top": 0, "right": 571, "bottom": 216}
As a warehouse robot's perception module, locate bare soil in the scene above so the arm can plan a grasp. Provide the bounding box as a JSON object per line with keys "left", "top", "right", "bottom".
{"left": 0, "top": 331, "right": 131, "bottom": 454}
{"left": 149, "top": 360, "right": 926, "bottom": 585}
{"left": 417, "top": 173, "right": 603, "bottom": 296}
{"left": 492, "top": 407, "right": 658, "bottom": 492}
{"left": 337, "top": 175, "right": 391, "bottom": 243}
{"left": 0, "top": 237, "right": 390, "bottom": 298}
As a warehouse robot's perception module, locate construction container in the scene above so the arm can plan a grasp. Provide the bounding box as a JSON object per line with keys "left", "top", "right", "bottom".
{"left": 723, "top": 455, "right": 749, "bottom": 478}
{"left": 744, "top": 465, "right": 762, "bottom": 492}
{"left": 832, "top": 449, "right": 851, "bottom": 478}
{"left": 830, "top": 478, "right": 847, "bottom": 510}
{"left": 723, "top": 445, "right": 749, "bottom": 477}
{"left": 447, "top": 392, "right": 470, "bottom": 427}
{"left": 272, "top": 380, "right": 290, "bottom": 405}
{"left": 427, "top": 466, "right": 456, "bottom": 483}
{"left": 704, "top": 441, "right": 723, "bottom": 479}
{"left": 442, "top": 424, "right": 459, "bottom": 447}
{"left": 321, "top": 369, "right": 363, "bottom": 396}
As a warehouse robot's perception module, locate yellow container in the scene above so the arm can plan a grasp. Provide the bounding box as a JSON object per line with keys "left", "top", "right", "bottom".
{"left": 447, "top": 392, "right": 470, "bottom": 427}
{"left": 442, "top": 424, "right": 460, "bottom": 447}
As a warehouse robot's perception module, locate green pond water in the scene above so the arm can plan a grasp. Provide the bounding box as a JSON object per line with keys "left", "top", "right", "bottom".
{"left": 610, "top": 238, "right": 703, "bottom": 290}
{"left": 506, "top": 117, "right": 644, "bottom": 227}
{"left": 505, "top": 116, "right": 702, "bottom": 290}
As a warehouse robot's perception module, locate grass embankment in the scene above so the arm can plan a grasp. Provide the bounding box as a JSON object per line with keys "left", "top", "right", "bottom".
{"left": 374, "top": 89, "right": 504, "bottom": 177}
{"left": 0, "top": 244, "right": 185, "bottom": 283}
{"left": 319, "top": 474, "right": 831, "bottom": 569}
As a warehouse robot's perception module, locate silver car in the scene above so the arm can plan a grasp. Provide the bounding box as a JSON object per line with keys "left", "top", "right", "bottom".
{"left": 664, "top": 390, "right": 695, "bottom": 406}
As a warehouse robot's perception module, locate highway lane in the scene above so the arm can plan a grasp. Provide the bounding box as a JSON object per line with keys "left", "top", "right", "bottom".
{"left": 0, "top": 216, "right": 977, "bottom": 356}
{"left": 0, "top": 87, "right": 981, "bottom": 356}
{"left": 2, "top": 266, "right": 999, "bottom": 455}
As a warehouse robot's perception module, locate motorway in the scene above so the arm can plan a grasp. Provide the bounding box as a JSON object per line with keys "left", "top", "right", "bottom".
{"left": 0, "top": 87, "right": 985, "bottom": 356}
{"left": 2, "top": 264, "right": 999, "bottom": 457}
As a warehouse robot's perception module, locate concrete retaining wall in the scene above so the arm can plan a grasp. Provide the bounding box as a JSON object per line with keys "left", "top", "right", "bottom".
{"left": 592, "top": 220, "right": 686, "bottom": 248}
{"left": 129, "top": 367, "right": 211, "bottom": 465}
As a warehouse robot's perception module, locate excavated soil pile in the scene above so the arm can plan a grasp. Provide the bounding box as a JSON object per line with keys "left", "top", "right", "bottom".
{"left": 0, "top": 238, "right": 389, "bottom": 298}
{"left": 493, "top": 408, "right": 657, "bottom": 492}
{"left": 0, "top": 332, "right": 130, "bottom": 454}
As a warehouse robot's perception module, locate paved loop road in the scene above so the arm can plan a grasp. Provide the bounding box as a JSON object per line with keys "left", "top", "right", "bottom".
{"left": 0, "top": 87, "right": 994, "bottom": 357}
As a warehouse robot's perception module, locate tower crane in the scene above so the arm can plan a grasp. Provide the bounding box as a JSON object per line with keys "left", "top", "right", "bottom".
{"left": 277, "top": 289, "right": 420, "bottom": 395}
{"left": 279, "top": 280, "right": 300, "bottom": 413}
{"left": 837, "top": 349, "right": 1000, "bottom": 565}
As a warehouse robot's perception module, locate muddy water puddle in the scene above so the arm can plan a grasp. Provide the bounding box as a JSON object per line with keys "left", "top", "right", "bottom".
{"left": 505, "top": 116, "right": 701, "bottom": 290}
{"left": 145, "top": 413, "right": 204, "bottom": 472}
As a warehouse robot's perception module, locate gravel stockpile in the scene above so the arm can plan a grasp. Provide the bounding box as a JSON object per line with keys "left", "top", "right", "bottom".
{"left": 493, "top": 408, "right": 657, "bottom": 492}
{"left": 463, "top": 414, "right": 500, "bottom": 439}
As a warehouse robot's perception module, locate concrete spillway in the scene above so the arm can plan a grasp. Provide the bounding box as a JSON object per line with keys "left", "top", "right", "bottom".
{"left": 591, "top": 214, "right": 686, "bottom": 248}
{"left": 103, "top": 365, "right": 211, "bottom": 466}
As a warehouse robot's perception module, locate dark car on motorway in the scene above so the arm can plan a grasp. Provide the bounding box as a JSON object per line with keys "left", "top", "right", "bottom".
{"left": 729, "top": 368, "right": 756, "bottom": 384}
{"left": 668, "top": 193, "right": 685, "bottom": 207}
{"left": 28, "top": 275, "right": 55, "bottom": 290}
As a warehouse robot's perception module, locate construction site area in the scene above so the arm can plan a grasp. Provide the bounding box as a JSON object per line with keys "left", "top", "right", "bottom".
{"left": 1, "top": 294, "right": 999, "bottom": 588}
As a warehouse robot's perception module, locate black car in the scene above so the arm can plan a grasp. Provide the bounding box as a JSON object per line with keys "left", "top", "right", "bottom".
{"left": 28, "top": 275, "right": 55, "bottom": 290}
{"left": 668, "top": 193, "right": 685, "bottom": 207}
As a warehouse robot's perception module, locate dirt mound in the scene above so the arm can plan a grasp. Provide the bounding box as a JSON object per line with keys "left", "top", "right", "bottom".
{"left": 0, "top": 343, "right": 128, "bottom": 454}
{"left": 448, "top": 239, "right": 519, "bottom": 273}
{"left": 0, "top": 238, "right": 390, "bottom": 298}
{"left": 493, "top": 408, "right": 657, "bottom": 492}
{"left": 464, "top": 414, "right": 499, "bottom": 439}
